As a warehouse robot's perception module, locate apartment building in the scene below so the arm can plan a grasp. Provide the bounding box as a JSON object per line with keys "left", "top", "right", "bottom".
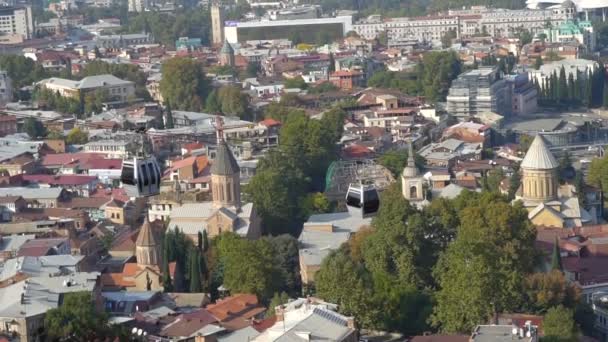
{"left": 0, "top": 6, "right": 33, "bottom": 41}
{"left": 447, "top": 67, "right": 512, "bottom": 118}
{"left": 353, "top": 6, "right": 569, "bottom": 42}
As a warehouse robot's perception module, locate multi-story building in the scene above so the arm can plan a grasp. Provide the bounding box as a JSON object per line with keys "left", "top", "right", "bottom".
{"left": 224, "top": 16, "right": 353, "bottom": 44}
{"left": 447, "top": 67, "right": 513, "bottom": 118}
{"left": 211, "top": 3, "right": 224, "bottom": 46}
{"left": 507, "top": 73, "right": 538, "bottom": 116}
{"left": 128, "top": 0, "right": 148, "bottom": 12}
{"left": 353, "top": 6, "right": 570, "bottom": 43}
{"left": 544, "top": 20, "right": 596, "bottom": 52}
{"left": 0, "top": 71, "right": 12, "bottom": 104}
{"left": 0, "top": 6, "right": 33, "bottom": 41}
{"left": 38, "top": 74, "right": 135, "bottom": 103}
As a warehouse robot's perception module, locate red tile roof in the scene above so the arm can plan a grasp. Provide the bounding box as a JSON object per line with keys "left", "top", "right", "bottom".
{"left": 17, "top": 238, "right": 68, "bottom": 257}
{"left": 23, "top": 174, "right": 97, "bottom": 186}
{"left": 160, "top": 309, "right": 219, "bottom": 337}
{"left": 80, "top": 158, "right": 122, "bottom": 170}
{"left": 258, "top": 118, "right": 281, "bottom": 127}
{"left": 41, "top": 153, "right": 107, "bottom": 167}
{"left": 342, "top": 144, "right": 373, "bottom": 159}
{"left": 330, "top": 70, "right": 362, "bottom": 77}
{"left": 170, "top": 155, "right": 209, "bottom": 175}
{"left": 206, "top": 294, "right": 266, "bottom": 330}
{"left": 100, "top": 273, "right": 135, "bottom": 288}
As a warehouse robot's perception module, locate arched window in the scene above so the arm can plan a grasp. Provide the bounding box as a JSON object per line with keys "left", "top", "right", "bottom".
{"left": 410, "top": 186, "right": 418, "bottom": 198}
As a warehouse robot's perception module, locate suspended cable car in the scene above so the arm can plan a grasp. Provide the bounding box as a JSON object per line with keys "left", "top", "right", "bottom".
{"left": 345, "top": 183, "right": 380, "bottom": 217}
{"left": 120, "top": 157, "right": 162, "bottom": 198}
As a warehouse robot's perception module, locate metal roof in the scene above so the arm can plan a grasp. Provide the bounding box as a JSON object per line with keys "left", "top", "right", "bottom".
{"left": 211, "top": 141, "right": 240, "bottom": 176}
{"left": 520, "top": 134, "right": 558, "bottom": 170}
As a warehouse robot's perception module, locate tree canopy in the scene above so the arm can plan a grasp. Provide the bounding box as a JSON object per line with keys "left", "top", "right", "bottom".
{"left": 160, "top": 57, "right": 211, "bottom": 112}
{"left": 45, "top": 292, "right": 123, "bottom": 341}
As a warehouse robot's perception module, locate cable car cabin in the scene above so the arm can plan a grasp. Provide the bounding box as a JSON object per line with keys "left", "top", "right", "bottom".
{"left": 120, "top": 157, "right": 161, "bottom": 198}
{"left": 345, "top": 183, "right": 380, "bottom": 217}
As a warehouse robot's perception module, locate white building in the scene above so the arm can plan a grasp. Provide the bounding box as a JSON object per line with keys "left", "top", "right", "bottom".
{"left": 128, "top": 0, "right": 148, "bottom": 12}
{"left": 0, "top": 6, "right": 33, "bottom": 41}
{"left": 353, "top": 7, "right": 570, "bottom": 42}
{"left": 0, "top": 71, "right": 13, "bottom": 104}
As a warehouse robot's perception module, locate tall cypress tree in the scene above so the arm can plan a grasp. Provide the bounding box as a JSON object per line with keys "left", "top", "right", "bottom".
{"left": 567, "top": 73, "right": 575, "bottom": 104}
{"left": 202, "top": 230, "right": 209, "bottom": 253}
{"left": 603, "top": 80, "right": 608, "bottom": 108}
{"left": 197, "top": 231, "right": 203, "bottom": 252}
{"left": 165, "top": 102, "right": 175, "bottom": 129}
{"left": 161, "top": 235, "right": 173, "bottom": 292}
{"left": 189, "top": 248, "right": 202, "bottom": 293}
{"left": 558, "top": 66, "right": 567, "bottom": 104}
{"left": 584, "top": 76, "right": 593, "bottom": 108}
{"left": 173, "top": 258, "right": 186, "bottom": 292}
{"left": 551, "top": 237, "right": 563, "bottom": 272}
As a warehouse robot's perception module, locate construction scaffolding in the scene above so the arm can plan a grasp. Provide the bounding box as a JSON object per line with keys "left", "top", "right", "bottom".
{"left": 324, "top": 159, "right": 395, "bottom": 200}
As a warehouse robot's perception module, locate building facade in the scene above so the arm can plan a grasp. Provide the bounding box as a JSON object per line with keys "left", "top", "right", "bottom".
{"left": 128, "top": 0, "right": 148, "bottom": 12}
{"left": 211, "top": 3, "right": 224, "bottom": 46}
{"left": 0, "top": 6, "right": 33, "bottom": 41}
{"left": 447, "top": 67, "right": 512, "bottom": 118}
{"left": 354, "top": 7, "right": 569, "bottom": 42}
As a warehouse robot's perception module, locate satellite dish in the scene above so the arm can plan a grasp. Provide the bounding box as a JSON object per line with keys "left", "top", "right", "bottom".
{"left": 512, "top": 328, "right": 518, "bottom": 335}
{"left": 137, "top": 329, "right": 143, "bottom": 336}
{"left": 131, "top": 327, "right": 138, "bottom": 334}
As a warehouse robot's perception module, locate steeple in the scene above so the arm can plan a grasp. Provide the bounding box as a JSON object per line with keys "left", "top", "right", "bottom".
{"left": 401, "top": 141, "right": 424, "bottom": 202}
{"left": 402, "top": 141, "right": 419, "bottom": 178}
{"left": 211, "top": 116, "right": 241, "bottom": 209}
{"left": 136, "top": 217, "right": 161, "bottom": 267}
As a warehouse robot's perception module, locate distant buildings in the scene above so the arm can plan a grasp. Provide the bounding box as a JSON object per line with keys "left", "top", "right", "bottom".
{"left": 224, "top": 16, "right": 353, "bottom": 44}
{"left": 353, "top": 6, "right": 570, "bottom": 43}
{"left": 0, "top": 71, "right": 13, "bottom": 104}
{"left": 128, "top": 0, "right": 148, "bottom": 12}
{"left": 446, "top": 67, "right": 513, "bottom": 119}
{"left": 544, "top": 20, "right": 596, "bottom": 51}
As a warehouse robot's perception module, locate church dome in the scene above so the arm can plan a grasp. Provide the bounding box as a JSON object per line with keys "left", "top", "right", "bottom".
{"left": 136, "top": 218, "right": 158, "bottom": 247}
{"left": 521, "top": 135, "right": 558, "bottom": 170}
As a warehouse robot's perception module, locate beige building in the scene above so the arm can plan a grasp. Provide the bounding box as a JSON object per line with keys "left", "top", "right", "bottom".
{"left": 516, "top": 134, "right": 594, "bottom": 228}
{"left": 211, "top": 3, "right": 224, "bottom": 46}
{"left": 38, "top": 75, "right": 135, "bottom": 103}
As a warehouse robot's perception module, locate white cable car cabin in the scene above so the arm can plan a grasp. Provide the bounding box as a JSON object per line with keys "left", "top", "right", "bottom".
{"left": 120, "top": 157, "right": 161, "bottom": 198}
{"left": 345, "top": 183, "right": 380, "bottom": 217}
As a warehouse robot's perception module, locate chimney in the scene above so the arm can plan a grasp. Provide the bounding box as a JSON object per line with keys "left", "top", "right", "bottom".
{"left": 275, "top": 304, "right": 285, "bottom": 322}
{"left": 346, "top": 317, "right": 356, "bottom": 329}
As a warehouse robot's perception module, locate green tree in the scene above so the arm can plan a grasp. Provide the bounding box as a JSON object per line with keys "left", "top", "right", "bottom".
{"left": 284, "top": 76, "right": 308, "bottom": 89}
{"left": 162, "top": 235, "right": 173, "bottom": 292}
{"left": 45, "top": 292, "right": 117, "bottom": 340}
{"left": 189, "top": 247, "right": 202, "bottom": 292}
{"left": 543, "top": 305, "right": 577, "bottom": 341}
{"left": 522, "top": 270, "right": 579, "bottom": 314}
{"left": 217, "top": 85, "right": 250, "bottom": 119}
{"left": 519, "top": 134, "right": 534, "bottom": 153}
{"left": 508, "top": 166, "right": 521, "bottom": 200}
{"left": 432, "top": 195, "right": 537, "bottom": 333}
{"left": 303, "top": 192, "right": 331, "bottom": 215}
{"left": 205, "top": 89, "right": 221, "bottom": 113}
{"left": 603, "top": 80, "right": 608, "bottom": 108}
{"left": 218, "top": 233, "right": 282, "bottom": 301}
{"left": 160, "top": 57, "right": 210, "bottom": 112}
{"left": 165, "top": 102, "right": 175, "bottom": 129}
{"left": 558, "top": 66, "right": 568, "bottom": 103}
{"left": 266, "top": 292, "right": 289, "bottom": 318}
{"left": 551, "top": 237, "right": 563, "bottom": 272}
{"left": 265, "top": 234, "right": 301, "bottom": 295}
{"left": 441, "top": 29, "right": 457, "bottom": 48}
{"left": 202, "top": 230, "right": 209, "bottom": 253}
{"left": 586, "top": 155, "right": 608, "bottom": 193}
{"left": 65, "top": 127, "right": 88, "bottom": 145}
{"left": 246, "top": 62, "right": 259, "bottom": 77}
{"left": 23, "top": 117, "right": 46, "bottom": 139}
{"left": 197, "top": 231, "right": 203, "bottom": 251}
